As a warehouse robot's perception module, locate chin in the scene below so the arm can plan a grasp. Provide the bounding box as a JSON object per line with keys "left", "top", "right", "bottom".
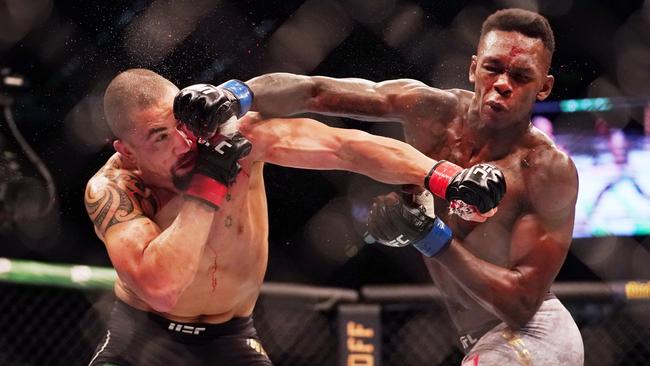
{"left": 478, "top": 110, "right": 500, "bottom": 126}
{"left": 142, "top": 169, "right": 176, "bottom": 191}
{"left": 481, "top": 110, "right": 513, "bottom": 128}
{"left": 172, "top": 172, "right": 192, "bottom": 190}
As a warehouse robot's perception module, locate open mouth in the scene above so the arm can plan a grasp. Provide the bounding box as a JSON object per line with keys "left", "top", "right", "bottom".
{"left": 486, "top": 100, "right": 507, "bottom": 112}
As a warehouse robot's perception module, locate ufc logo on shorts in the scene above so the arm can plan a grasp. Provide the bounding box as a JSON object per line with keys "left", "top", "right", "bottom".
{"left": 387, "top": 235, "right": 410, "bottom": 247}
{"left": 460, "top": 334, "right": 479, "bottom": 350}
{"left": 168, "top": 322, "right": 206, "bottom": 335}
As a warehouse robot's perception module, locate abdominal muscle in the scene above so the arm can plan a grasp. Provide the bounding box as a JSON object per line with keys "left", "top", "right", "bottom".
{"left": 116, "top": 162, "right": 269, "bottom": 324}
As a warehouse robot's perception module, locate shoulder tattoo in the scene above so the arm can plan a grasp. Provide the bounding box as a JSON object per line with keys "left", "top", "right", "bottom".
{"left": 85, "top": 171, "right": 159, "bottom": 235}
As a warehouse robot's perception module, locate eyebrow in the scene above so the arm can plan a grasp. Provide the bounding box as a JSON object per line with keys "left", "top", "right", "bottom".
{"left": 509, "top": 67, "right": 534, "bottom": 75}
{"left": 483, "top": 59, "right": 534, "bottom": 74}
{"left": 482, "top": 57, "right": 502, "bottom": 64}
{"left": 146, "top": 127, "right": 168, "bottom": 140}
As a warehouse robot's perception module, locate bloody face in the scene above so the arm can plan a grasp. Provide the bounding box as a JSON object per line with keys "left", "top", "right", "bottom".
{"left": 470, "top": 30, "right": 553, "bottom": 129}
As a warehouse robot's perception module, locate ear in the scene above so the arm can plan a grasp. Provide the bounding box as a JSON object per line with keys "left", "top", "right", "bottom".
{"left": 113, "top": 139, "right": 136, "bottom": 163}
{"left": 469, "top": 55, "right": 478, "bottom": 84}
{"left": 536, "top": 74, "right": 555, "bottom": 101}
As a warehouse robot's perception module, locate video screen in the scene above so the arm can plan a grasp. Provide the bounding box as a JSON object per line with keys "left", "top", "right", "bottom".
{"left": 554, "top": 132, "right": 650, "bottom": 238}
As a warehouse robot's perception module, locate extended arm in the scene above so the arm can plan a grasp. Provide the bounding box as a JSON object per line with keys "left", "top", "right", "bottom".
{"left": 175, "top": 83, "right": 505, "bottom": 215}
{"left": 85, "top": 171, "right": 216, "bottom": 313}
{"left": 432, "top": 151, "right": 578, "bottom": 328}
{"left": 246, "top": 73, "right": 459, "bottom": 122}
{"left": 241, "top": 113, "right": 434, "bottom": 186}
{"left": 239, "top": 113, "right": 504, "bottom": 218}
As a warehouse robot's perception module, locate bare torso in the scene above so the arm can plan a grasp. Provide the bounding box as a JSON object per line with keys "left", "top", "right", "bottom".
{"left": 101, "top": 155, "right": 270, "bottom": 324}
{"left": 404, "top": 90, "right": 555, "bottom": 333}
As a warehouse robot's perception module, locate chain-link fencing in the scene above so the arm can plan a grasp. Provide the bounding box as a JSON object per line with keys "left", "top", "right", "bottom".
{"left": 0, "top": 260, "right": 649, "bottom": 365}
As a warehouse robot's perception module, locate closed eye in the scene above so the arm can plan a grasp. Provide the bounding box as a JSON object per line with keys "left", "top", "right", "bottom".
{"left": 147, "top": 126, "right": 169, "bottom": 141}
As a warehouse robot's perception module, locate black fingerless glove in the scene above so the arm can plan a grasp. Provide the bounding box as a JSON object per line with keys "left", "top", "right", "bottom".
{"left": 173, "top": 80, "right": 254, "bottom": 139}
{"left": 180, "top": 132, "right": 252, "bottom": 208}
{"left": 367, "top": 191, "right": 453, "bottom": 257}
{"left": 425, "top": 161, "right": 506, "bottom": 213}
{"left": 445, "top": 163, "right": 506, "bottom": 213}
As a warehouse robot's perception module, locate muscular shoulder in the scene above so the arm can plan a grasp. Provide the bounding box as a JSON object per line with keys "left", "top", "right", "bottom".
{"left": 521, "top": 140, "right": 578, "bottom": 217}
{"left": 85, "top": 156, "right": 160, "bottom": 238}
{"left": 446, "top": 88, "right": 473, "bottom": 108}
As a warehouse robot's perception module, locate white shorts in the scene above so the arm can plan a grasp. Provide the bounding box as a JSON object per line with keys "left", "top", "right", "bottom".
{"left": 461, "top": 296, "right": 584, "bottom": 366}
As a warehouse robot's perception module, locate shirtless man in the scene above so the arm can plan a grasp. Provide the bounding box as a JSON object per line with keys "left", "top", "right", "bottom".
{"left": 85, "top": 69, "right": 505, "bottom": 365}
{"left": 244, "top": 8, "right": 584, "bottom": 365}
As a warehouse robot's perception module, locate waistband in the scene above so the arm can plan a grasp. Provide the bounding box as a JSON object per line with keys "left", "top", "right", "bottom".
{"left": 458, "top": 292, "right": 558, "bottom": 354}
{"left": 458, "top": 319, "right": 501, "bottom": 353}
{"left": 112, "top": 299, "right": 257, "bottom": 342}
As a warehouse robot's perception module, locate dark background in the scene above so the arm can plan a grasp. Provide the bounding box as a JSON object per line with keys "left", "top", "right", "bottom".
{"left": 0, "top": 0, "right": 648, "bottom": 287}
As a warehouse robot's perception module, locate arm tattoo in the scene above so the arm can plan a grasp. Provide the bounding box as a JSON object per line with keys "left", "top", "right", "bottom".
{"left": 85, "top": 171, "right": 159, "bottom": 235}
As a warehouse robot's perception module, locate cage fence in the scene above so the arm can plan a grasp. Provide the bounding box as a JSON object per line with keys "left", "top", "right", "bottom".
{"left": 0, "top": 260, "right": 649, "bottom": 366}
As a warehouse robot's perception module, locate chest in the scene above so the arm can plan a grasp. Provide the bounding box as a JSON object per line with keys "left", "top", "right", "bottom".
{"left": 150, "top": 172, "right": 254, "bottom": 233}
{"left": 406, "top": 127, "right": 533, "bottom": 264}
{"left": 448, "top": 161, "right": 526, "bottom": 259}
{"left": 154, "top": 167, "right": 267, "bottom": 247}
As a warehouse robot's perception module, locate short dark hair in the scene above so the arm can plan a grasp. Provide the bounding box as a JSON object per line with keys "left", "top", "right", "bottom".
{"left": 480, "top": 8, "right": 555, "bottom": 55}
{"left": 104, "top": 69, "right": 178, "bottom": 140}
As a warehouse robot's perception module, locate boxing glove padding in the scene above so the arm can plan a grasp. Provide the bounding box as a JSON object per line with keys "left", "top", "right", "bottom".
{"left": 173, "top": 80, "right": 254, "bottom": 140}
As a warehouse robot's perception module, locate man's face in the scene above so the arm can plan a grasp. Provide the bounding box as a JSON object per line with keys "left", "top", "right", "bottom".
{"left": 469, "top": 30, "right": 554, "bottom": 128}
{"left": 122, "top": 96, "right": 195, "bottom": 190}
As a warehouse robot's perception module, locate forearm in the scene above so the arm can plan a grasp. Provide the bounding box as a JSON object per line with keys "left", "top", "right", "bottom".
{"left": 247, "top": 73, "right": 315, "bottom": 117}
{"left": 247, "top": 73, "right": 399, "bottom": 121}
{"left": 338, "top": 130, "right": 434, "bottom": 185}
{"left": 136, "top": 199, "right": 216, "bottom": 310}
{"left": 433, "top": 240, "right": 542, "bottom": 328}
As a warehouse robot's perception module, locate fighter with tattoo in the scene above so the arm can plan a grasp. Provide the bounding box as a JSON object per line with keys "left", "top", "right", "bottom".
{"left": 85, "top": 69, "right": 505, "bottom": 366}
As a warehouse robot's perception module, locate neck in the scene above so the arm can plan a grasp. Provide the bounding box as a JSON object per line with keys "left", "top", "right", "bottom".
{"left": 114, "top": 153, "right": 137, "bottom": 170}
{"left": 465, "top": 103, "right": 531, "bottom": 160}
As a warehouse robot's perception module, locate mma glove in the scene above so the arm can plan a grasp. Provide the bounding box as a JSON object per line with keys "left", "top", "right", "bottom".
{"left": 173, "top": 80, "right": 254, "bottom": 140}
{"left": 367, "top": 187, "right": 453, "bottom": 257}
{"left": 425, "top": 160, "right": 506, "bottom": 216}
{"left": 180, "top": 132, "right": 252, "bottom": 209}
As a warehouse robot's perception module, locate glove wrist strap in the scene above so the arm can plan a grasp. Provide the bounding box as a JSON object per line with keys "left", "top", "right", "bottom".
{"left": 413, "top": 217, "right": 453, "bottom": 257}
{"left": 425, "top": 160, "right": 462, "bottom": 199}
{"left": 218, "top": 79, "right": 254, "bottom": 118}
{"left": 184, "top": 174, "right": 228, "bottom": 209}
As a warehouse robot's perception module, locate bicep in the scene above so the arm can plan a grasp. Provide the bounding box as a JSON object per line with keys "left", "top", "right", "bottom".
{"left": 243, "top": 116, "right": 358, "bottom": 170}
{"left": 310, "top": 77, "right": 457, "bottom": 122}
{"left": 510, "top": 211, "right": 573, "bottom": 291}
{"left": 510, "top": 171, "right": 577, "bottom": 294}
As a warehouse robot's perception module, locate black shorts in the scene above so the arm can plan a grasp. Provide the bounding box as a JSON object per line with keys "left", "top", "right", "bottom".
{"left": 88, "top": 300, "right": 273, "bottom": 366}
